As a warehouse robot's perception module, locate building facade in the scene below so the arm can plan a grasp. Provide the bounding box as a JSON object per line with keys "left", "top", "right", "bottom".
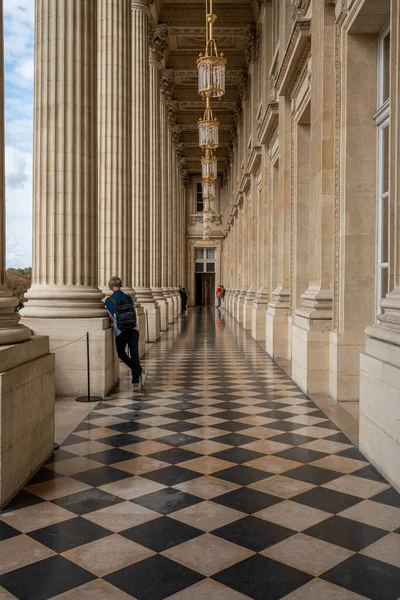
{"left": 0, "top": 0, "right": 399, "bottom": 502}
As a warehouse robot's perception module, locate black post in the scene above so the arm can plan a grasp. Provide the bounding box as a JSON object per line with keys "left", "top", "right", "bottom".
{"left": 76, "top": 332, "right": 102, "bottom": 403}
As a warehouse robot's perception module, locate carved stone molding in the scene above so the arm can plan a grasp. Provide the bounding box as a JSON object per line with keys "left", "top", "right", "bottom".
{"left": 291, "top": 0, "right": 311, "bottom": 19}
{"left": 238, "top": 71, "right": 251, "bottom": 101}
{"left": 149, "top": 24, "right": 169, "bottom": 63}
{"left": 234, "top": 101, "right": 243, "bottom": 129}
{"left": 167, "top": 100, "right": 179, "bottom": 127}
{"left": 244, "top": 24, "right": 260, "bottom": 65}
{"left": 131, "top": 0, "right": 153, "bottom": 11}
{"left": 160, "top": 69, "right": 175, "bottom": 102}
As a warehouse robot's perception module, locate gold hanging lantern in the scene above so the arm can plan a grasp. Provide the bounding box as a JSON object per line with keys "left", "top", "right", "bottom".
{"left": 198, "top": 97, "right": 219, "bottom": 149}
{"left": 202, "top": 179, "right": 216, "bottom": 199}
{"left": 197, "top": 0, "right": 227, "bottom": 99}
{"left": 201, "top": 148, "right": 218, "bottom": 182}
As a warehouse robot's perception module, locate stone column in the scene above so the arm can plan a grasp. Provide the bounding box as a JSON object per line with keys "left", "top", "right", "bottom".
{"left": 0, "top": 0, "right": 55, "bottom": 508}
{"left": 292, "top": 1, "right": 335, "bottom": 393}
{"left": 359, "top": 0, "right": 400, "bottom": 491}
{"left": 131, "top": 0, "right": 160, "bottom": 342}
{"left": 22, "top": 0, "right": 117, "bottom": 396}
{"left": 149, "top": 25, "right": 169, "bottom": 332}
{"left": 160, "top": 70, "right": 175, "bottom": 323}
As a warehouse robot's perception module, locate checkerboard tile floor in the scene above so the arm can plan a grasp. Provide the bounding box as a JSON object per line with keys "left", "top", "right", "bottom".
{"left": 1, "top": 308, "right": 400, "bottom": 599}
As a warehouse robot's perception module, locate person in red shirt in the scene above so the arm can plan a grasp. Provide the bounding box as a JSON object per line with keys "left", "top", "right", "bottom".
{"left": 216, "top": 285, "right": 222, "bottom": 308}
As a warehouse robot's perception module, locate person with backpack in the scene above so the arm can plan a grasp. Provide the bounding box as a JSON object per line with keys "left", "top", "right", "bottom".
{"left": 220, "top": 285, "right": 226, "bottom": 308}
{"left": 105, "top": 276, "right": 148, "bottom": 390}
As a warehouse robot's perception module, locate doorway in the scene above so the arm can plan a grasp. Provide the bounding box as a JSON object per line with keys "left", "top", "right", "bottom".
{"left": 195, "top": 273, "right": 215, "bottom": 306}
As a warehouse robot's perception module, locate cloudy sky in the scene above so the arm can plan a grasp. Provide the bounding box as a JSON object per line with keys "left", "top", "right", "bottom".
{"left": 4, "top": 0, "right": 34, "bottom": 268}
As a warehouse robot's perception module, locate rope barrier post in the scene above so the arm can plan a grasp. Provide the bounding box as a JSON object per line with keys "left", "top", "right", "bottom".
{"left": 76, "top": 332, "right": 102, "bottom": 403}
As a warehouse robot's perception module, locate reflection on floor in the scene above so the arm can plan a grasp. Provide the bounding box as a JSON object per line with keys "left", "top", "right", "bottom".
{"left": 0, "top": 307, "right": 399, "bottom": 600}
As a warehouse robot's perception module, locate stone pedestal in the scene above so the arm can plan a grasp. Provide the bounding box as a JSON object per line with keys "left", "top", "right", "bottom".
{"left": 252, "top": 291, "right": 268, "bottom": 344}
{"left": 329, "top": 331, "right": 363, "bottom": 401}
{"left": 266, "top": 290, "right": 290, "bottom": 359}
{"left": 291, "top": 314, "right": 330, "bottom": 395}
{"left": 0, "top": 337, "right": 55, "bottom": 509}
{"left": 360, "top": 330, "right": 400, "bottom": 491}
{"left": 22, "top": 318, "right": 118, "bottom": 397}
{"left": 242, "top": 290, "right": 255, "bottom": 331}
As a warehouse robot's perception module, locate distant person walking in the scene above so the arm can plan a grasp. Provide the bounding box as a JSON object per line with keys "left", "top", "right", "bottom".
{"left": 220, "top": 285, "right": 226, "bottom": 308}
{"left": 105, "top": 276, "right": 148, "bottom": 390}
{"left": 216, "top": 284, "right": 222, "bottom": 308}
{"left": 179, "top": 286, "right": 189, "bottom": 314}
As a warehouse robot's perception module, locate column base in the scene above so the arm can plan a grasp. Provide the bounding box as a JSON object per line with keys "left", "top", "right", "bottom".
{"left": 22, "top": 317, "right": 118, "bottom": 397}
{"left": 329, "top": 331, "right": 364, "bottom": 401}
{"left": 291, "top": 314, "right": 331, "bottom": 395}
{"left": 237, "top": 290, "right": 246, "bottom": 324}
{"left": 252, "top": 291, "right": 269, "bottom": 343}
{"left": 360, "top": 327, "right": 400, "bottom": 491}
{"left": 0, "top": 337, "right": 55, "bottom": 509}
{"left": 142, "top": 304, "right": 161, "bottom": 342}
{"left": 152, "top": 289, "right": 169, "bottom": 332}
{"left": 163, "top": 289, "right": 175, "bottom": 325}
{"left": 243, "top": 291, "right": 255, "bottom": 331}
{"left": 266, "top": 290, "right": 290, "bottom": 359}
{"left": 136, "top": 306, "right": 146, "bottom": 357}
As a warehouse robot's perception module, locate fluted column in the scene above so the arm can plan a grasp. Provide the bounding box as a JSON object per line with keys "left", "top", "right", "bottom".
{"left": 98, "top": 0, "right": 133, "bottom": 295}
{"left": 149, "top": 26, "right": 169, "bottom": 331}
{"left": 21, "top": 0, "right": 117, "bottom": 397}
{"left": 131, "top": 0, "right": 160, "bottom": 341}
{"left": 23, "top": 0, "right": 104, "bottom": 319}
{"left": 0, "top": 0, "right": 30, "bottom": 344}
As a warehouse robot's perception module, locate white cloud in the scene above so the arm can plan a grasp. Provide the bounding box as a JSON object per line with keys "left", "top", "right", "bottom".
{"left": 3, "top": 1, "right": 34, "bottom": 268}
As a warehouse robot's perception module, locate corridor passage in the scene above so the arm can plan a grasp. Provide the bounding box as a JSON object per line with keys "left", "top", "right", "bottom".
{"left": 1, "top": 309, "right": 400, "bottom": 600}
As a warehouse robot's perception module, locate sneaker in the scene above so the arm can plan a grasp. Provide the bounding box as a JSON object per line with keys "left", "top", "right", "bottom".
{"left": 132, "top": 381, "right": 140, "bottom": 391}
{"left": 140, "top": 368, "right": 149, "bottom": 388}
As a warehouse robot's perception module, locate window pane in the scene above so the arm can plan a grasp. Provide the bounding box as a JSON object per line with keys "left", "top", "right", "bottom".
{"left": 206, "top": 262, "right": 215, "bottom": 273}
{"left": 383, "top": 31, "right": 390, "bottom": 103}
{"left": 196, "top": 248, "right": 205, "bottom": 260}
{"left": 197, "top": 201, "right": 204, "bottom": 213}
{"left": 381, "top": 266, "right": 389, "bottom": 299}
{"left": 206, "top": 248, "right": 216, "bottom": 259}
{"left": 381, "top": 196, "right": 389, "bottom": 264}
{"left": 195, "top": 263, "right": 204, "bottom": 273}
{"left": 382, "top": 125, "right": 389, "bottom": 194}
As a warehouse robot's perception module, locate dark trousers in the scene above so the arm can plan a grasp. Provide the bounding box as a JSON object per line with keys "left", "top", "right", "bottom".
{"left": 181, "top": 299, "right": 187, "bottom": 313}
{"left": 115, "top": 329, "right": 142, "bottom": 383}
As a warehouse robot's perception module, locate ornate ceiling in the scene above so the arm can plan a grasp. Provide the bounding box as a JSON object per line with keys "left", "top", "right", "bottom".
{"left": 153, "top": 0, "right": 257, "bottom": 177}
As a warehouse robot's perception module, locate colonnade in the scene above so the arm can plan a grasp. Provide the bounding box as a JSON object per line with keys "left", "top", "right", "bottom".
{"left": 9, "top": 0, "right": 187, "bottom": 397}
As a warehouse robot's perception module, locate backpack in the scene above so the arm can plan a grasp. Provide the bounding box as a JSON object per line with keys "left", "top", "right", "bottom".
{"left": 109, "top": 296, "right": 137, "bottom": 331}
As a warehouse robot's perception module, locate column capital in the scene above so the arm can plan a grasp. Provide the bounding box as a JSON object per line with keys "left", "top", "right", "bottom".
{"left": 167, "top": 100, "right": 179, "bottom": 127}
{"left": 149, "top": 24, "right": 169, "bottom": 65}
{"left": 161, "top": 69, "right": 175, "bottom": 103}
{"left": 131, "top": 0, "right": 152, "bottom": 13}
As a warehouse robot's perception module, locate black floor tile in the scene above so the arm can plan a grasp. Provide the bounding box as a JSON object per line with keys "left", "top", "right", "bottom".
{"left": 100, "top": 433, "right": 144, "bottom": 447}
{"left": 29, "top": 517, "right": 112, "bottom": 552}
{"left": 105, "top": 554, "right": 204, "bottom": 600}
{"left": 269, "top": 433, "right": 315, "bottom": 446}
{"left": 155, "top": 433, "right": 201, "bottom": 447}
{"left": 213, "top": 554, "right": 312, "bottom": 600}
{"left": 304, "top": 514, "right": 388, "bottom": 552}
{"left": 87, "top": 448, "right": 139, "bottom": 465}
{"left": 312, "top": 420, "right": 339, "bottom": 431}
{"left": 143, "top": 465, "right": 201, "bottom": 486}
{"left": 26, "top": 468, "right": 64, "bottom": 485}
{"left": 211, "top": 410, "right": 251, "bottom": 421}
{"left": 212, "top": 447, "right": 264, "bottom": 464}
{"left": 353, "top": 465, "right": 388, "bottom": 483}
{"left": 262, "top": 410, "right": 296, "bottom": 420}
{"left": 324, "top": 432, "right": 352, "bottom": 444}
{"left": 371, "top": 487, "right": 400, "bottom": 508}
{"left": 0, "top": 521, "right": 20, "bottom": 541}
{"left": 45, "top": 449, "right": 76, "bottom": 464}
{"left": 108, "top": 422, "right": 149, "bottom": 433}
{"left": 293, "top": 487, "right": 362, "bottom": 514}
{"left": 0, "top": 555, "right": 95, "bottom": 600}
{"left": 73, "top": 421, "right": 98, "bottom": 433}
{"left": 264, "top": 421, "right": 305, "bottom": 432}
{"left": 214, "top": 465, "right": 271, "bottom": 486}
{"left": 164, "top": 410, "right": 202, "bottom": 421}
{"left": 275, "top": 447, "right": 328, "bottom": 464}
{"left": 53, "top": 488, "right": 123, "bottom": 515}
{"left": 61, "top": 434, "right": 87, "bottom": 447}
{"left": 336, "top": 447, "right": 367, "bottom": 461}
{"left": 159, "top": 421, "right": 200, "bottom": 433}
{"left": 121, "top": 516, "right": 203, "bottom": 551}
{"left": 213, "top": 516, "right": 295, "bottom": 552}
{"left": 213, "top": 487, "right": 282, "bottom": 514}
{"left": 284, "top": 465, "right": 342, "bottom": 485}
{"left": 1, "top": 490, "right": 45, "bottom": 514}
{"left": 73, "top": 466, "right": 133, "bottom": 487}
{"left": 214, "top": 421, "right": 251, "bottom": 432}
{"left": 149, "top": 448, "right": 201, "bottom": 465}
{"left": 322, "top": 554, "right": 400, "bottom": 600}
{"left": 132, "top": 488, "right": 202, "bottom": 515}
{"left": 212, "top": 433, "right": 258, "bottom": 447}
